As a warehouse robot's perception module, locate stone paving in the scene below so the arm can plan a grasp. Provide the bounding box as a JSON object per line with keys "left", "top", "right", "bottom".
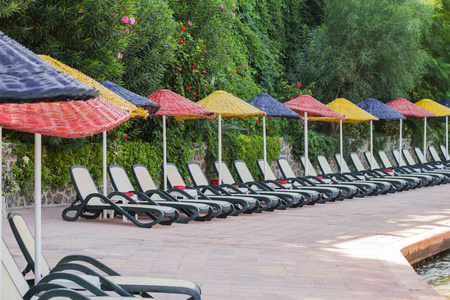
{"left": 3, "top": 184, "right": 450, "bottom": 299}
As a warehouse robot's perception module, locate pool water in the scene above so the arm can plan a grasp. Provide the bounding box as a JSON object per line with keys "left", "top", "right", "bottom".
{"left": 415, "top": 251, "right": 450, "bottom": 299}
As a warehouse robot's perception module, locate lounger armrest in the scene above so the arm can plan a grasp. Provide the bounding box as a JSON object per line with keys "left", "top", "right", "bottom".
{"left": 304, "top": 175, "right": 327, "bottom": 184}
{"left": 244, "top": 180, "right": 273, "bottom": 191}
{"left": 107, "top": 191, "right": 140, "bottom": 204}
{"left": 195, "top": 184, "right": 221, "bottom": 195}
{"left": 263, "top": 179, "right": 287, "bottom": 189}
{"left": 143, "top": 189, "right": 179, "bottom": 202}
{"left": 128, "top": 190, "right": 160, "bottom": 205}
{"left": 55, "top": 255, "right": 120, "bottom": 276}
{"left": 23, "top": 283, "right": 80, "bottom": 300}
{"left": 220, "top": 183, "right": 260, "bottom": 194}
{"left": 207, "top": 184, "right": 234, "bottom": 195}
{"left": 167, "top": 188, "right": 197, "bottom": 199}
{"left": 283, "top": 177, "right": 307, "bottom": 186}
{"left": 50, "top": 264, "right": 132, "bottom": 296}
{"left": 34, "top": 288, "right": 93, "bottom": 300}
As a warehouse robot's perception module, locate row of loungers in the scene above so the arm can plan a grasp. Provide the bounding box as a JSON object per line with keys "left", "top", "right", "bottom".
{"left": 61, "top": 144, "right": 450, "bottom": 230}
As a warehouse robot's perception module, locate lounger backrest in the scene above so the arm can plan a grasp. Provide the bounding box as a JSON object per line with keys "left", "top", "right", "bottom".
{"left": 187, "top": 162, "right": 209, "bottom": 186}
{"left": 2, "top": 239, "right": 30, "bottom": 299}
{"left": 277, "top": 158, "right": 296, "bottom": 178}
{"left": 365, "top": 151, "right": 382, "bottom": 169}
{"left": 257, "top": 159, "right": 277, "bottom": 180}
{"left": 349, "top": 152, "right": 365, "bottom": 171}
{"left": 391, "top": 149, "right": 405, "bottom": 166}
{"left": 414, "top": 147, "right": 426, "bottom": 164}
{"left": 108, "top": 165, "right": 134, "bottom": 192}
{"left": 214, "top": 161, "right": 236, "bottom": 184}
{"left": 377, "top": 150, "right": 393, "bottom": 168}
{"left": 428, "top": 146, "right": 441, "bottom": 162}
{"left": 316, "top": 155, "right": 334, "bottom": 174}
{"left": 334, "top": 153, "right": 352, "bottom": 173}
{"left": 402, "top": 149, "right": 416, "bottom": 165}
{"left": 300, "top": 156, "right": 318, "bottom": 176}
{"left": 70, "top": 165, "right": 103, "bottom": 205}
{"left": 132, "top": 164, "right": 158, "bottom": 191}
{"left": 165, "top": 163, "right": 186, "bottom": 187}
{"left": 440, "top": 145, "right": 449, "bottom": 160}
{"left": 8, "top": 212, "right": 51, "bottom": 278}
{"left": 234, "top": 160, "right": 255, "bottom": 183}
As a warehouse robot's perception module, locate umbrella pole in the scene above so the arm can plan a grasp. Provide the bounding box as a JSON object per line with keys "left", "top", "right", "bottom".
{"left": 370, "top": 121, "right": 373, "bottom": 170}
{"left": 305, "top": 112, "right": 309, "bottom": 176}
{"left": 0, "top": 127, "right": 2, "bottom": 300}
{"left": 34, "top": 133, "right": 42, "bottom": 283}
{"left": 340, "top": 119, "right": 343, "bottom": 174}
{"left": 423, "top": 117, "right": 427, "bottom": 163}
{"left": 218, "top": 115, "right": 222, "bottom": 184}
{"left": 103, "top": 131, "right": 107, "bottom": 195}
{"left": 263, "top": 116, "right": 267, "bottom": 181}
{"left": 399, "top": 119, "right": 403, "bottom": 165}
{"left": 446, "top": 116, "right": 449, "bottom": 160}
{"left": 163, "top": 115, "right": 167, "bottom": 190}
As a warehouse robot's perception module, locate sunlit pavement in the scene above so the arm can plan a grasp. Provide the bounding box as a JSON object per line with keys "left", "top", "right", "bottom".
{"left": 3, "top": 184, "right": 450, "bottom": 299}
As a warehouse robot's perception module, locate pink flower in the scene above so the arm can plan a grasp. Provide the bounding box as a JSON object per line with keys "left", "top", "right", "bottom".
{"left": 117, "top": 53, "right": 123, "bottom": 59}
{"left": 129, "top": 17, "right": 135, "bottom": 25}
{"left": 188, "top": 21, "right": 192, "bottom": 26}
{"left": 220, "top": 4, "right": 225, "bottom": 11}
{"left": 231, "top": 13, "right": 235, "bottom": 17}
{"left": 232, "top": 3, "right": 236, "bottom": 7}
{"left": 74, "top": 21, "right": 78, "bottom": 26}
{"left": 123, "top": 28, "right": 129, "bottom": 34}
{"left": 121, "top": 16, "right": 129, "bottom": 24}
{"left": 297, "top": 82, "right": 301, "bottom": 88}
{"left": 291, "top": 97, "right": 295, "bottom": 99}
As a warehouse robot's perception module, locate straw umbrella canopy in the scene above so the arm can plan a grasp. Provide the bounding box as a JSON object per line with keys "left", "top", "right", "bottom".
{"left": 356, "top": 98, "right": 405, "bottom": 169}
{"left": 414, "top": 99, "right": 450, "bottom": 162}
{"left": 309, "top": 98, "right": 378, "bottom": 173}
{"left": 385, "top": 98, "right": 435, "bottom": 164}
{"left": 147, "top": 89, "right": 215, "bottom": 190}
{"left": 284, "top": 95, "right": 345, "bottom": 175}
{"left": 0, "top": 31, "right": 113, "bottom": 293}
{"left": 196, "top": 91, "right": 266, "bottom": 184}
{"left": 247, "top": 93, "right": 300, "bottom": 179}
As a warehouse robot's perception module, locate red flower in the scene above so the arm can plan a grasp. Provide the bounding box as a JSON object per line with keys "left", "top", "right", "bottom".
{"left": 177, "top": 67, "right": 182, "bottom": 72}
{"left": 180, "top": 39, "right": 184, "bottom": 44}
{"left": 181, "top": 25, "right": 185, "bottom": 31}
{"left": 192, "top": 65, "right": 195, "bottom": 70}
{"left": 255, "top": 119, "right": 259, "bottom": 123}
{"left": 204, "top": 50, "right": 208, "bottom": 54}
{"left": 125, "top": 134, "right": 129, "bottom": 141}
{"left": 195, "top": 91, "right": 198, "bottom": 98}
{"left": 203, "top": 71, "right": 207, "bottom": 73}
{"left": 187, "top": 85, "right": 191, "bottom": 90}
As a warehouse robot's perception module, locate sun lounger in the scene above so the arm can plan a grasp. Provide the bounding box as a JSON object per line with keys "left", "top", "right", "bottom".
{"left": 399, "top": 149, "right": 450, "bottom": 182}
{"left": 334, "top": 153, "right": 409, "bottom": 192}
{"left": 165, "top": 162, "right": 260, "bottom": 215}
{"left": 62, "top": 165, "right": 179, "bottom": 228}
{"left": 215, "top": 160, "right": 301, "bottom": 209}
{"left": 108, "top": 164, "right": 215, "bottom": 223}
{"left": 186, "top": 161, "right": 280, "bottom": 212}
{"left": 256, "top": 159, "right": 342, "bottom": 203}
{"left": 2, "top": 237, "right": 145, "bottom": 299}
{"left": 414, "top": 147, "right": 449, "bottom": 169}
{"left": 429, "top": 145, "right": 450, "bottom": 165}
{"left": 315, "top": 155, "right": 389, "bottom": 195}
{"left": 8, "top": 211, "right": 202, "bottom": 299}
{"left": 349, "top": 152, "right": 421, "bottom": 189}
{"left": 234, "top": 159, "right": 317, "bottom": 207}
{"left": 277, "top": 157, "right": 357, "bottom": 200}
{"left": 439, "top": 145, "right": 449, "bottom": 161}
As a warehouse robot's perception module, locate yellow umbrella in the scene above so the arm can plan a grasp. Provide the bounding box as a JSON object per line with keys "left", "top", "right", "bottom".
{"left": 195, "top": 91, "right": 266, "bottom": 183}
{"left": 309, "top": 98, "right": 378, "bottom": 173}
{"left": 39, "top": 55, "right": 148, "bottom": 119}
{"left": 414, "top": 99, "right": 450, "bottom": 162}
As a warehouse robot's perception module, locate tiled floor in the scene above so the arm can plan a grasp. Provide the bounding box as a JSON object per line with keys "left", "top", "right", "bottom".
{"left": 3, "top": 183, "right": 450, "bottom": 299}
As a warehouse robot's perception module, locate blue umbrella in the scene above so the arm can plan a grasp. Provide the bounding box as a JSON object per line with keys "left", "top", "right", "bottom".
{"left": 247, "top": 93, "right": 300, "bottom": 179}
{"left": 357, "top": 98, "right": 405, "bottom": 168}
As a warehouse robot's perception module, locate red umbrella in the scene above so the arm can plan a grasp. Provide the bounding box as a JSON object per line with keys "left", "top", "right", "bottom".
{"left": 147, "top": 89, "right": 214, "bottom": 189}
{"left": 284, "top": 95, "right": 345, "bottom": 175}
{"left": 386, "top": 98, "right": 435, "bottom": 164}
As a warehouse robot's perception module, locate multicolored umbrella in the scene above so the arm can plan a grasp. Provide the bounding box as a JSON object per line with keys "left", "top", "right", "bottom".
{"left": 386, "top": 98, "right": 435, "bottom": 164}
{"left": 284, "top": 95, "right": 345, "bottom": 175}
{"left": 148, "top": 89, "right": 214, "bottom": 190}
{"left": 440, "top": 99, "right": 450, "bottom": 159}
{"left": 247, "top": 93, "right": 300, "bottom": 179}
{"left": 197, "top": 91, "right": 266, "bottom": 184}
{"left": 309, "top": 98, "right": 378, "bottom": 173}
{"left": 414, "top": 99, "right": 450, "bottom": 162}
{"left": 356, "top": 98, "right": 405, "bottom": 169}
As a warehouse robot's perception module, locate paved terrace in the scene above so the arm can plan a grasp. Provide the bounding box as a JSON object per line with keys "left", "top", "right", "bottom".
{"left": 3, "top": 184, "right": 450, "bottom": 299}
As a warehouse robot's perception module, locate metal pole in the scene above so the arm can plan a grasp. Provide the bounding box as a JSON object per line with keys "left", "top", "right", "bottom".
{"left": 340, "top": 119, "right": 343, "bottom": 174}
{"left": 34, "top": 133, "right": 42, "bottom": 283}
{"left": 163, "top": 115, "right": 167, "bottom": 190}
{"left": 370, "top": 120, "right": 373, "bottom": 170}
{"left": 399, "top": 119, "right": 403, "bottom": 165}
{"left": 423, "top": 117, "right": 427, "bottom": 163}
{"left": 0, "top": 127, "right": 2, "bottom": 300}
{"left": 446, "top": 116, "right": 449, "bottom": 160}
{"left": 218, "top": 115, "right": 222, "bottom": 184}
{"left": 304, "top": 112, "right": 309, "bottom": 176}
{"left": 103, "top": 131, "right": 107, "bottom": 195}
{"left": 263, "top": 116, "right": 267, "bottom": 180}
